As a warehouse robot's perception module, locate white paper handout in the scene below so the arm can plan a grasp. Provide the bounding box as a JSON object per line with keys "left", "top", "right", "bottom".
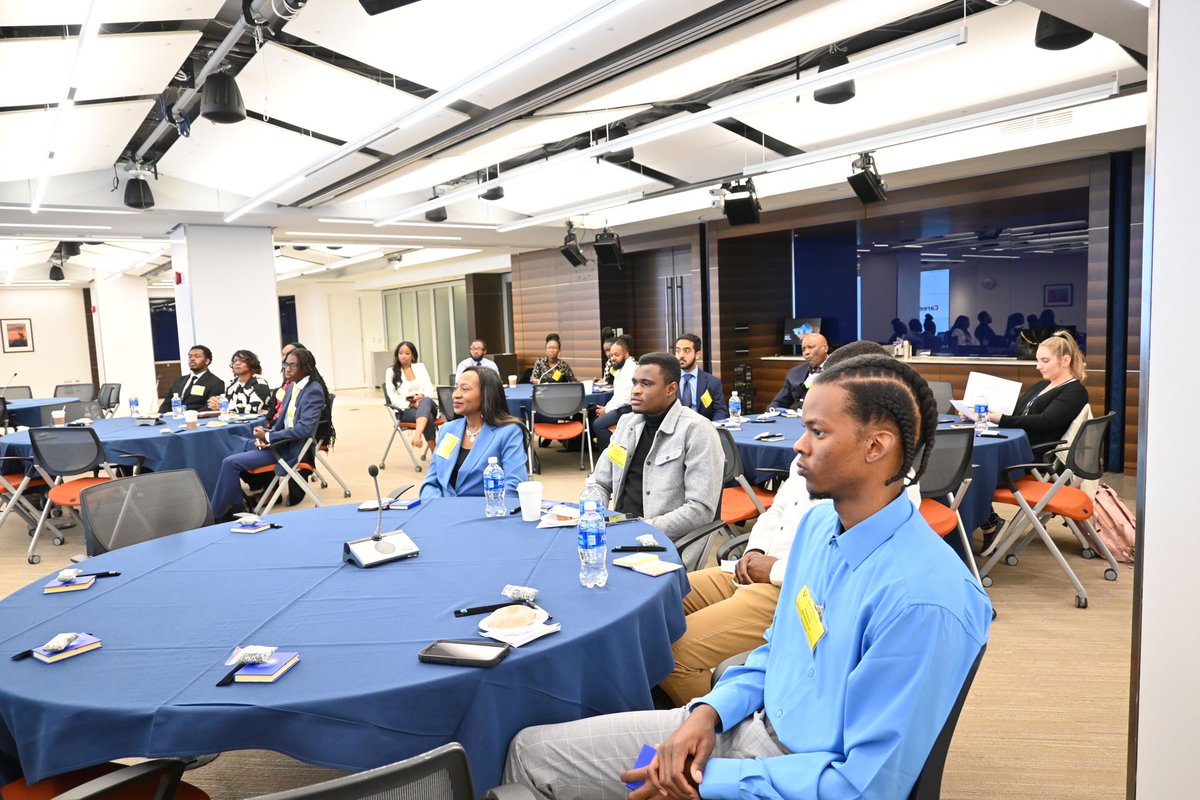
{"left": 954, "top": 371, "right": 1023, "bottom": 418}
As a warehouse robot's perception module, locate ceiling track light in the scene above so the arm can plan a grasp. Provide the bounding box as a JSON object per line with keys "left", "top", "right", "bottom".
{"left": 1034, "top": 12, "right": 1094, "bottom": 51}
{"left": 722, "top": 179, "right": 760, "bottom": 226}
{"left": 200, "top": 71, "right": 246, "bottom": 124}
{"left": 814, "top": 47, "right": 855, "bottom": 105}
{"left": 560, "top": 222, "right": 587, "bottom": 267}
{"left": 592, "top": 228, "right": 623, "bottom": 270}
{"left": 847, "top": 152, "right": 887, "bottom": 204}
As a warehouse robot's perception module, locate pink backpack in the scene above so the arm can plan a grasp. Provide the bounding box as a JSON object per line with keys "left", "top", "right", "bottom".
{"left": 1092, "top": 484, "right": 1136, "bottom": 564}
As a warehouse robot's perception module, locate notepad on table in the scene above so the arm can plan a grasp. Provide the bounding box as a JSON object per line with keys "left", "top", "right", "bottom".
{"left": 234, "top": 651, "right": 300, "bottom": 683}
{"left": 232, "top": 522, "right": 272, "bottom": 534}
{"left": 32, "top": 634, "right": 102, "bottom": 663}
{"left": 612, "top": 552, "right": 661, "bottom": 568}
{"left": 613, "top": 554, "right": 684, "bottom": 576}
{"left": 43, "top": 575, "right": 96, "bottom": 594}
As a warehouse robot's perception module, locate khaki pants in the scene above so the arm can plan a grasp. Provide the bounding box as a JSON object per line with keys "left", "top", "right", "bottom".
{"left": 659, "top": 568, "right": 781, "bottom": 705}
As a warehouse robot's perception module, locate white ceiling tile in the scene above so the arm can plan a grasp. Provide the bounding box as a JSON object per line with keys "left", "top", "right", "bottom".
{"left": 631, "top": 125, "right": 780, "bottom": 184}
{"left": 490, "top": 158, "right": 668, "bottom": 217}
{"left": 734, "top": 4, "right": 1143, "bottom": 155}
{"left": 0, "top": 0, "right": 225, "bottom": 25}
{"left": 237, "top": 42, "right": 466, "bottom": 149}
{"left": 353, "top": 154, "right": 489, "bottom": 202}
{"left": 0, "top": 100, "right": 155, "bottom": 182}
{"left": 156, "top": 117, "right": 377, "bottom": 200}
{"left": 0, "top": 31, "right": 201, "bottom": 107}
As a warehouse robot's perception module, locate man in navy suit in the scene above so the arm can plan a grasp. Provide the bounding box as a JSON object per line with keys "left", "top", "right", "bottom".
{"left": 210, "top": 347, "right": 327, "bottom": 520}
{"left": 674, "top": 334, "right": 728, "bottom": 421}
{"left": 770, "top": 332, "right": 828, "bottom": 410}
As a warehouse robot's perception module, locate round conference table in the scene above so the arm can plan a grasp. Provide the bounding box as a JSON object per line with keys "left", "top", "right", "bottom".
{"left": 0, "top": 416, "right": 258, "bottom": 497}
{"left": 725, "top": 414, "right": 1034, "bottom": 534}
{"left": 4, "top": 398, "right": 80, "bottom": 428}
{"left": 0, "top": 498, "right": 687, "bottom": 790}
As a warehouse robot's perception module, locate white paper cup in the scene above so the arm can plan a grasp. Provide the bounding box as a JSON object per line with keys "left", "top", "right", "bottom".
{"left": 508, "top": 374, "right": 518, "bottom": 388}
{"left": 184, "top": 410, "right": 199, "bottom": 430}
{"left": 517, "top": 481, "right": 544, "bottom": 521}
{"left": 51, "top": 410, "right": 66, "bottom": 426}
{"left": 582, "top": 380, "right": 594, "bottom": 395}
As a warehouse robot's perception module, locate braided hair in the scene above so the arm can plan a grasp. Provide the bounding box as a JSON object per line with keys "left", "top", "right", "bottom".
{"left": 814, "top": 353, "right": 938, "bottom": 487}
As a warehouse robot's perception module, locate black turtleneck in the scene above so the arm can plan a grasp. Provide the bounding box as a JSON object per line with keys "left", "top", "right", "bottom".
{"left": 616, "top": 403, "right": 672, "bottom": 517}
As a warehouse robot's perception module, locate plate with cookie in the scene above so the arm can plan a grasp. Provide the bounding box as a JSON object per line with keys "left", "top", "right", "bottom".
{"left": 478, "top": 604, "right": 549, "bottom": 635}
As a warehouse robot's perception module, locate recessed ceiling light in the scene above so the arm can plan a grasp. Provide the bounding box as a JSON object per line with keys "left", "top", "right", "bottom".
{"left": 0, "top": 223, "right": 112, "bottom": 230}
{"left": 0, "top": 205, "right": 137, "bottom": 215}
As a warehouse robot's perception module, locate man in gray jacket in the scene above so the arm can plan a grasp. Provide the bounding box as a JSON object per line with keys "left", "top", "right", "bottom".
{"left": 590, "top": 351, "right": 722, "bottom": 541}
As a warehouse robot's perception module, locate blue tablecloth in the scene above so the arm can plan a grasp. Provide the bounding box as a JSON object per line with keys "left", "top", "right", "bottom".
{"left": 0, "top": 417, "right": 257, "bottom": 496}
{"left": 5, "top": 398, "right": 80, "bottom": 428}
{"left": 504, "top": 384, "right": 613, "bottom": 420}
{"left": 726, "top": 415, "right": 1033, "bottom": 532}
{"left": 0, "top": 499, "right": 687, "bottom": 788}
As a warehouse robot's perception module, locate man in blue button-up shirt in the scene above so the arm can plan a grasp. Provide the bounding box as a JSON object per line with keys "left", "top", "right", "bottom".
{"left": 503, "top": 354, "right": 991, "bottom": 800}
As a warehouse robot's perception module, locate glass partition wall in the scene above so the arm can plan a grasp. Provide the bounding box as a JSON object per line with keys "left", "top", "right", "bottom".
{"left": 382, "top": 281, "right": 468, "bottom": 387}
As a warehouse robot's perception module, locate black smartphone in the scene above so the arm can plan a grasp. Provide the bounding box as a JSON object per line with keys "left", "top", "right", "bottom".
{"left": 418, "top": 639, "right": 511, "bottom": 667}
{"left": 749, "top": 417, "right": 776, "bottom": 424}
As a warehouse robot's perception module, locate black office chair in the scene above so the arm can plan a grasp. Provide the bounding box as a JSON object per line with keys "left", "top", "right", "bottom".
{"left": 249, "top": 743, "right": 478, "bottom": 799}
{"left": 917, "top": 428, "right": 980, "bottom": 581}
{"left": 528, "top": 382, "right": 592, "bottom": 473}
{"left": 0, "top": 385, "right": 33, "bottom": 400}
{"left": 78, "top": 469, "right": 213, "bottom": 558}
{"left": 672, "top": 520, "right": 730, "bottom": 571}
{"left": 927, "top": 380, "right": 953, "bottom": 414}
{"left": 54, "top": 383, "right": 97, "bottom": 402}
{"left": 98, "top": 382, "right": 121, "bottom": 417}
{"left": 437, "top": 385, "right": 458, "bottom": 421}
{"left": 709, "top": 645, "right": 987, "bottom": 800}
{"left": 8, "top": 757, "right": 208, "bottom": 800}
{"left": 0, "top": 396, "right": 8, "bottom": 432}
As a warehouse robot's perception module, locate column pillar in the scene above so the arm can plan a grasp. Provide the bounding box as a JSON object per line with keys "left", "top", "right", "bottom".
{"left": 92, "top": 275, "right": 157, "bottom": 413}
{"left": 170, "top": 225, "right": 281, "bottom": 384}
{"left": 1131, "top": 0, "right": 1200, "bottom": 795}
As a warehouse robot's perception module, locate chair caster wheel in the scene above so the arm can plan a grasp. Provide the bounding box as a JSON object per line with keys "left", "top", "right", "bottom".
{"left": 53, "top": 536, "right": 65, "bottom": 546}
{"left": 320, "top": 481, "right": 329, "bottom": 489}
{"left": 991, "top": 607, "right": 998, "bottom": 621}
{"left": 415, "top": 466, "right": 422, "bottom": 473}
{"left": 378, "top": 463, "right": 386, "bottom": 470}
{"left": 1105, "top": 568, "right": 1118, "bottom": 581}
{"left": 343, "top": 491, "right": 351, "bottom": 498}
{"left": 28, "top": 554, "right": 41, "bottom": 565}
{"left": 1075, "top": 595, "right": 1088, "bottom": 609}
{"left": 1005, "top": 554, "right": 1018, "bottom": 566}
{"left": 1081, "top": 548, "right": 1095, "bottom": 559}
{"left": 981, "top": 575, "right": 993, "bottom": 588}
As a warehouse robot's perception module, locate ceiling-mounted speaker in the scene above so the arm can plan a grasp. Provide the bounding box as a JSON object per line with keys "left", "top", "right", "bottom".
{"left": 357, "top": 0, "right": 423, "bottom": 15}
{"left": 60, "top": 241, "right": 81, "bottom": 258}
{"left": 814, "top": 51, "right": 856, "bottom": 105}
{"left": 847, "top": 169, "right": 887, "bottom": 204}
{"left": 601, "top": 123, "right": 635, "bottom": 165}
{"left": 425, "top": 206, "right": 447, "bottom": 223}
{"left": 48, "top": 264, "right": 65, "bottom": 281}
{"left": 1034, "top": 12, "right": 1094, "bottom": 51}
{"left": 124, "top": 177, "right": 155, "bottom": 210}
{"left": 200, "top": 73, "right": 246, "bottom": 124}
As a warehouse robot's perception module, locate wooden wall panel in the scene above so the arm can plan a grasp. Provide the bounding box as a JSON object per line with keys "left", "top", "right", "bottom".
{"left": 511, "top": 249, "right": 602, "bottom": 379}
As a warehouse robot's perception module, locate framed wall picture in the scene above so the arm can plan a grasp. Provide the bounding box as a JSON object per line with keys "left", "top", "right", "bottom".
{"left": 1, "top": 318, "right": 34, "bottom": 353}
{"left": 1043, "top": 283, "right": 1074, "bottom": 308}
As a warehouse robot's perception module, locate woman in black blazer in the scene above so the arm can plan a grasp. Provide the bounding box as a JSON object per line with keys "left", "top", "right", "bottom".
{"left": 985, "top": 330, "right": 1088, "bottom": 449}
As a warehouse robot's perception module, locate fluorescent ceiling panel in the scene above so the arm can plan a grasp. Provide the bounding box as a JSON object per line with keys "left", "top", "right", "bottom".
{"left": 0, "top": 31, "right": 201, "bottom": 107}
{"left": 237, "top": 42, "right": 466, "bottom": 150}
{"left": 752, "top": 94, "right": 1146, "bottom": 199}
{"left": 489, "top": 158, "right": 669, "bottom": 217}
{"left": 576, "top": 187, "right": 716, "bottom": 229}
{"left": 0, "top": 0, "right": 224, "bottom": 25}
{"left": 736, "top": 3, "right": 1143, "bottom": 155}
{"left": 545, "top": 0, "right": 938, "bottom": 114}
{"left": 157, "top": 117, "right": 377, "bottom": 200}
{"left": 391, "top": 247, "right": 481, "bottom": 268}
{"left": 0, "top": 100, "right": 155, "bottom": 182}
{"left": 630, "top": 125, "right": 780, "bottom": 184}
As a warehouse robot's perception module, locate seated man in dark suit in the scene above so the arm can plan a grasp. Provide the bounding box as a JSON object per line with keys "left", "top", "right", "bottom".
{"left": 158, "top": 345, "right": 225, "bottom": 413}
{"left": 209, "top": 348, "right": 327, "bottom": 521}
{"left": 674, "top": 333, "right": 727, "bottom": 421}
{"left": 770, "top": 332, "right": 828, "bottom": 409}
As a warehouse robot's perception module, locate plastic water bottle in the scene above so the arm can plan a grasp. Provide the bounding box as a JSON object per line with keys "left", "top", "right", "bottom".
{"left": 974, "top": 395, "right": 989, "bottom": 437}
{"left": 218, "top": 395, "right": 230, "bottom": 421}
{"left": 128, "top": 396, "right": 139, "bottom": 417}
{"left": 729, "top": 391, "right": 742, "bottom": 421}
{"left": 579, "top": 477, "right": 605, "bottom": 511}
{"left": 171, "top": 392, "right": 182, "bottom": 419}
{"left": 483, "top": 456, "right": 506, "bottom": 518}
{"left": 578, "top": 500, "right": 608, "bottom": 589}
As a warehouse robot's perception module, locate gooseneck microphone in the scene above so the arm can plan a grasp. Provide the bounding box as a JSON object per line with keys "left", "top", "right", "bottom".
{"left": 368, "top": 464, "right": 386, "bottom": 542}
{"left": 0, "top": 371, "right": 16, "bottom": 397}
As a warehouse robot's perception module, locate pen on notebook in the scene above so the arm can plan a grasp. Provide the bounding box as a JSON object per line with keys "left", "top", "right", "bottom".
{"left": 611, "top": 545, "right": 667, "bottom": 553}
{"left": 78, "top": 571, "right": 121, "bottom": 579}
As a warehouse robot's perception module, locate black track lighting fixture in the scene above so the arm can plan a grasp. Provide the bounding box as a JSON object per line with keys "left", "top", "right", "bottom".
{"left": 200, "top": 72, "right": 246, "bottom": 124}
{"left": 1034, "top": 12, "right": 1094, "bottom": 51}
{"left": 123, "top": 163, "right": 156, "bottom": 210}
{"left": 48, "top": 256, "right": 65, "bottom": 281}
{"left": 479, "top": 166, "right": 504, "bottom": 201}
{"left": 601, "top": 122, "right": 635, "bottom": 165}
{"left": 560, "top": 222, "right": 587, "bottom": 267}
{"left": 59, "top": 241, "right": 81, "bottom": 259}
{"left": 722, "top": 179, "right": 761, "bottom": 226}
{"left": 847, "top": 152, "right": 887, "bottom": 204}
{"left": 814, "top": 47, "right": 855, "bottom": 105}
{"left": 592, "top": 228, "right": 623, "bottom": 270}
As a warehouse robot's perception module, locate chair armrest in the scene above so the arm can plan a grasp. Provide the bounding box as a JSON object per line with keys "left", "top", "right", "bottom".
{"left": 712, "top": 650, "right": 753, "bottom": 687}
{"left": 1030, "top": 439, "right": 1066, "bottom": 456}
{"left": 673, "top": 520, "right": 729, "bottom": 554}
{"left": 483, "top": 785, "right": 540, "bottom": 800}
{"left": 756, "top": 467, "right": 791, "bottom": 490}
{"left": 387, "top": 483, "right": 416, "bottom": 498}
{"left": 53, "top": 759, "right": 186, "bottom": 800}
{"left": 717, "top": 533, "right": 753, "bottom": 562}
{"left": 105, "top": 451, "right": 147, "bottom": 471}
{"left": 999, "top": 462, "right": 1054, "bottom": 492}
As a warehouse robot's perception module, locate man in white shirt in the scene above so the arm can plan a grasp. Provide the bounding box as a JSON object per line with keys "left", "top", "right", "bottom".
{"left": 593, "top": 335, "right": 637, "bottom": 449}
{"left": 454, "top": 339, "right": 500, "bottom": 380}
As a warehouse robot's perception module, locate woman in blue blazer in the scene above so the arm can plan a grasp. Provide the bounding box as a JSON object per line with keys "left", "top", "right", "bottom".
{"left": 421, "top": 367, "right": 528, "bottom": 498}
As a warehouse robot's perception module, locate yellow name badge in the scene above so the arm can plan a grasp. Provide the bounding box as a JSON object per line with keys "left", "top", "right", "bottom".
{"left": 795, "top": 585, "right": 826, "bottom": 651}
{"left": 190, "top": 384, "right": 206, "bottom": 396}
{"left": 551, "top": 369, "right": 562, "bottom": 381}
{"left": 435, "top": 433, "right": 460, "bottom": 459}
{"left": 700, "top": 389, "right": 713, "bottom": 408}
{"left": 608, "top": 443, "right": 628, "bottom": 468}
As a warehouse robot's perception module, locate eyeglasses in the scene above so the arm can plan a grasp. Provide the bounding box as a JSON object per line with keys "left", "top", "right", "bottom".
{"left": 230, "top": 358, "right": 247, "bottom": 365}
{"left": 282, "top": 361, "right": 300, "bottom": 369}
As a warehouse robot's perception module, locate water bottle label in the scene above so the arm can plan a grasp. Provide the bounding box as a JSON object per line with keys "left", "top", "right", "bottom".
{"left": 484, "top": 476, "right": 502, "bottom": 492}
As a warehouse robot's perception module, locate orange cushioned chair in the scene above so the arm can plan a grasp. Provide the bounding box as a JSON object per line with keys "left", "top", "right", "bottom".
{"left": 1, "top": 759, "right": 208, "bottom": 800}
{"left": 715, "top": 428, "right": 775, "bottom": 527}
{"left": 528, "top": 382, "right": 593, "bottom": 474}
{"left": 379, "top": 384, "right": 443, "bottom": 473}
{"left": 915, "top": 427, "right": 981, "bottom": 582}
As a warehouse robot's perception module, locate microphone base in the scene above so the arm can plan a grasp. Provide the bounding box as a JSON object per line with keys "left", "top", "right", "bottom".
{"left": 344, "top": 530, "right": 420, "bottom": 568}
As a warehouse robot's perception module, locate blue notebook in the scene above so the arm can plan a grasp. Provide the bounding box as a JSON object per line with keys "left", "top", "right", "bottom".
{"left": 33, "top": 633, "right": 102, "bottom": 663}
{"left": 235, "top": 651, "right": 300, "bottom": 683}
{"left": 43, "top": 575, "right": 96, "bottom": 594}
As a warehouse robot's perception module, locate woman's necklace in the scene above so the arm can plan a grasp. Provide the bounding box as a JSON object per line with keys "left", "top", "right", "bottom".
{"left": 464, "top": 421, "right": 483, "bottom": 442}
